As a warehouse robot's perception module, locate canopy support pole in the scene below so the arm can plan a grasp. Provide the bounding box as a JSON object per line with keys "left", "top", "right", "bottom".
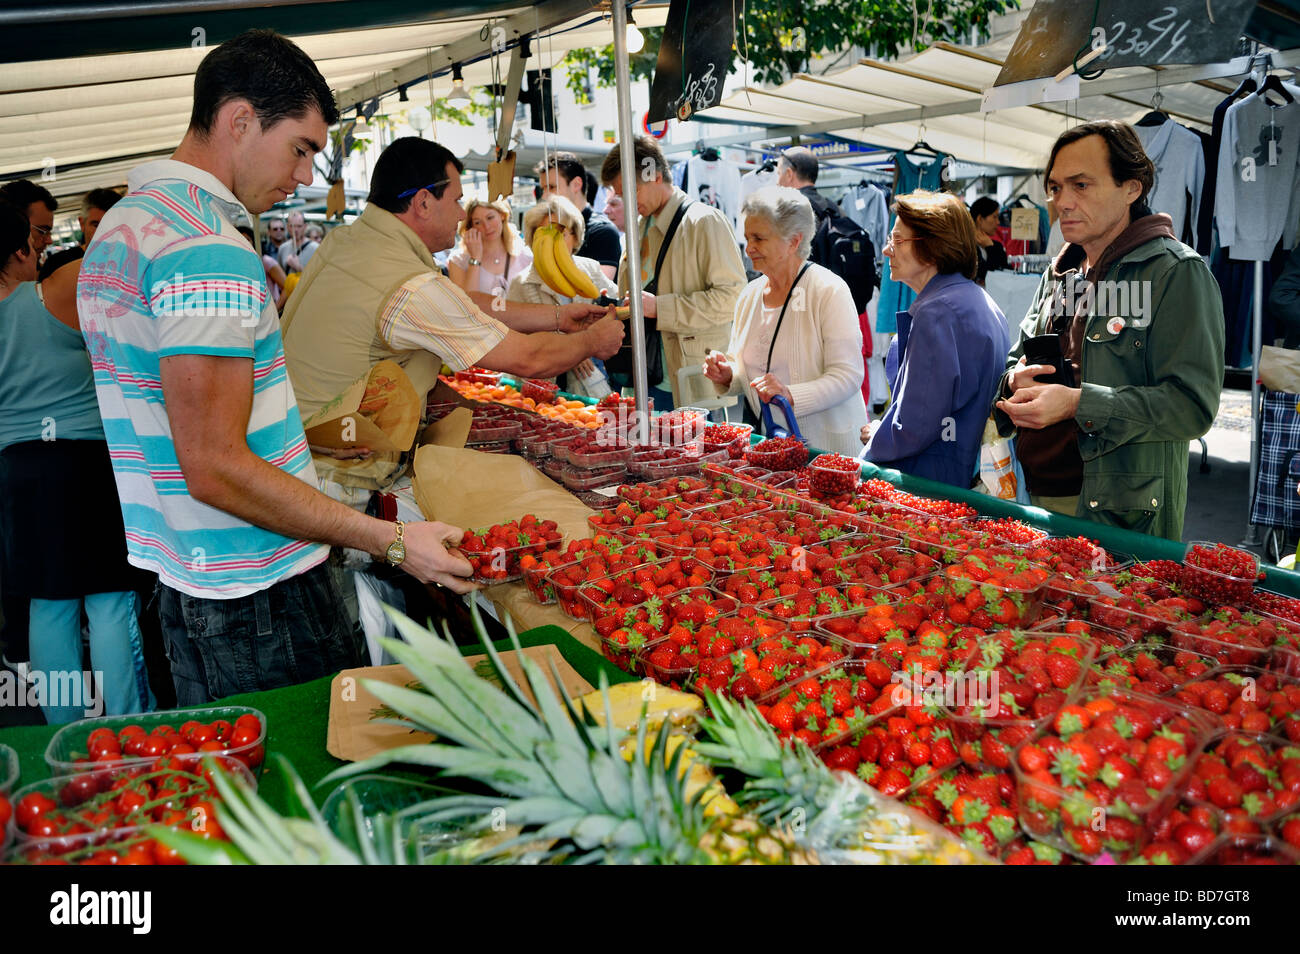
{"left": 1243, "top": 259, "right": 1264, "bottom": 547}
{"left": 611, "top": 0, "right": 649, "bottom": 444}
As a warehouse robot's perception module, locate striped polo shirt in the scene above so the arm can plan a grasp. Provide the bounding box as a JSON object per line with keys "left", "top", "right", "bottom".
{"left": 78, "top": 159, "right": 328, "bottom": 599}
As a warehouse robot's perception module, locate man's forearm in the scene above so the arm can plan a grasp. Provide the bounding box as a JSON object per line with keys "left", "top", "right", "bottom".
{"left": 188, "top": 448, "right": 394, "bottom": 558}
{"left": 467, "top": 291, "right": 557, "bottom": 332}
{"left": 519, "top": 330, "right": 598, "bottom": 378}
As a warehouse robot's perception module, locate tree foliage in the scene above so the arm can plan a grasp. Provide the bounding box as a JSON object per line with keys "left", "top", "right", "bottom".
{"left": 561, "top": 0, "right": 1018, "bottom": 98}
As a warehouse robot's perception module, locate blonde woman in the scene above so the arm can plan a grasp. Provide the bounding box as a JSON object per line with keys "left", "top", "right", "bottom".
{"left": 508, "top": 196, "right": 618, "bottom": 397}
{"left": 447, "top": 196, "right": 532, "bottom": 297}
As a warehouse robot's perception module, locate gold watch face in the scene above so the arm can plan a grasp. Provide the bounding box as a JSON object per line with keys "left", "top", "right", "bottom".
{"left": 386, "top": 540, "right": 406, "bottom": 565}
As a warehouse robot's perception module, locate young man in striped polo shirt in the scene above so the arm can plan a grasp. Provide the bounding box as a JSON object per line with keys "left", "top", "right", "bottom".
{"left": 78, "top": 30, "right": 475, "bottom": 705}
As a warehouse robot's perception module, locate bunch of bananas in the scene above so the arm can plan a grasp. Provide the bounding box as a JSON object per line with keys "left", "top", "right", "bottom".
{"left": 531, "top": 223, "right": 601, "bottom": 300}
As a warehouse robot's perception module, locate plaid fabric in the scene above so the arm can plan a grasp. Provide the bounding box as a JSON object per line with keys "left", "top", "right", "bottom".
{"left": 1251, "top": 389, "right": 1300, "bottom": 530}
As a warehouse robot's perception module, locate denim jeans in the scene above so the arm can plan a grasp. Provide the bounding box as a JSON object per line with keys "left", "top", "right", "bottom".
{"left": 29, "top": 591, "right": 156, "bottom": 724}
{"left": 157, "top": 560, "right": 364, "bottom": 706}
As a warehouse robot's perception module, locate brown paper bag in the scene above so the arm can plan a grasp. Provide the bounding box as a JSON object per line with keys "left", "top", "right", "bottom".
{"left": 325, "top": 647, "right": 592, "bottom": 762}
{"left": 304, "top": 359, "right": 421, "bottom": 453}
{"left": 1260, "top": 346, "right": 1300, "bottom": 394}
{"left": 419, "top": 406, "right": 472, "bottom": 449}
{"left": 486, "top": 151, "right": 517, "bottom": 204}
{"left": 409, "top": 443, "right": 595, "bottom": 542}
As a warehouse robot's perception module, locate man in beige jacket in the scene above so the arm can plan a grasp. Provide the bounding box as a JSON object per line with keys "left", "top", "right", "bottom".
{"left": 601, "top": 135, "right": 746, "bottom": 407}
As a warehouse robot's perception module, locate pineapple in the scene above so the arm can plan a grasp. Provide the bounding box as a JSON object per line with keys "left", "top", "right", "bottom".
{"left": 577, "top": 680, "right": 702, "bottom": 732}
{"left": 323, "top": 602, "right": 815, "bottom": 864}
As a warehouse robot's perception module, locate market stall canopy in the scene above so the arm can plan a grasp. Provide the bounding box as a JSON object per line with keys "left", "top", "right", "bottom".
{"left": 696, "top": 35, "right": 1300, "bottom": 171}
{"left": 0, "top": 0, "right": 669, "bottom": 211}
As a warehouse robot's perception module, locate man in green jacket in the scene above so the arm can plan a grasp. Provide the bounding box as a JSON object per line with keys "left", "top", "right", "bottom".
{"left": 995, "top": 121, "right": 1225, "bottom": 541}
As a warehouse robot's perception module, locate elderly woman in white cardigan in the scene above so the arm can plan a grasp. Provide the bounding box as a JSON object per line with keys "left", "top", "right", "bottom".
{"left": 508, "top": 195, "right": 618, "bottom": 397}
{"left": 703, "top": 187, "right": 869, "bottom": 455}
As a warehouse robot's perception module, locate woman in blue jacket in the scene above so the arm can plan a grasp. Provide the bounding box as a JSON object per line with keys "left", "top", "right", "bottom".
{"left": 862, "top": 191, "right": 1010, "bottom": 488}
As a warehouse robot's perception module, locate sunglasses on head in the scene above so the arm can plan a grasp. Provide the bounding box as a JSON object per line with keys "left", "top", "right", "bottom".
{"left": 397, "top": 179, "right": 450, "bottom": 200}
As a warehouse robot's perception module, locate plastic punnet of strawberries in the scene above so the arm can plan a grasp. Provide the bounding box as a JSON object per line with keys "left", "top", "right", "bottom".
{"left": 1181, "top": 542, "right": 1262, "bottom": 604}
{"left": 458, "top": 514, "right": 562, "bottom": 583}
{"left": 1013, "top": 689, "right": 1218, "bottom": 861}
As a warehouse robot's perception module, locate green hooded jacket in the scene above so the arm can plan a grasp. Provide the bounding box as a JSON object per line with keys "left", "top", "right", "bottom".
{"left": 995, "top": 234, "right": 1225, "bottom": 541}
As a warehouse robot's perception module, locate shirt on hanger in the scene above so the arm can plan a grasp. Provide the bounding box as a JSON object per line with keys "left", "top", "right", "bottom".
{"left": 687, "top": 155, "right": 744, "bottom": 232}
{"left": 1215, "top": 92, "right": 1300, "bottom": 260}
{"left": 1136, "top": 119, "right": 1205, "bottom": 245}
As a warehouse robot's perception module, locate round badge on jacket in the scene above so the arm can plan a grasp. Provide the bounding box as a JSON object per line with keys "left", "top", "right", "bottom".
{"left": 1106, "top": 317, "right": 1125, "bottom": 336}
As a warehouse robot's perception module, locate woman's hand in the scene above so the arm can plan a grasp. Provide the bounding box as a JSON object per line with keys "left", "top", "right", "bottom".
{"left": 749, "top": 372, "right": 792, "bottom": 406}
{"left": 859, "top": 420, "right": 881, "bottom": 445}
{"left": 463, "top": 228, "right": 484, "bottom": 262}
{"left": 703, "top": 351, "right": 733, "bottom": 388}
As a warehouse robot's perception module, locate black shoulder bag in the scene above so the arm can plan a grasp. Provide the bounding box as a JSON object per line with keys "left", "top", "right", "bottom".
{"left": 606, "top": 200, "right": 692, "bottom": 389}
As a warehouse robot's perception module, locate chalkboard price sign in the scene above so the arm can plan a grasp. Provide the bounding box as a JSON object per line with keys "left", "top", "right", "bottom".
{"left": 995, "top": 0, "right": 1257, "bottom": 87}
{"left": 647, "top": 0, "right": 736, "bottom": 125}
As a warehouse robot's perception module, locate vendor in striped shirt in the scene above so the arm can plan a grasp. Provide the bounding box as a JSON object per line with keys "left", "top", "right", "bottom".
{"left": 77, "top": 30, "right": 477, "bottom": 706}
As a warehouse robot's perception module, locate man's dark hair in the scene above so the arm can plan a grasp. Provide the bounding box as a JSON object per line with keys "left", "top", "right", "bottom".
{"left": 0, "top": 199, "right": 30, "bottom": 264}
{"left": 1045, "top": 121, "right": 1154, "bottom": 218}
{"left": 189, "top": 29, "right": 339, "bottom": 137}
{"left": 82, "top": 187, "right": 121, "bottom": 218}
{"left": 601, "top": 135, "right": 669, "bottom": 186}
{"left": 535, "top": 151, "right": 587, "bottom": 187}
{"left": 969, "top": 196, "right": 1000, "bottom": 220}
{"left": 780, "top": 146, "right": 819, "bottom": 185}
{"left": 367, "top": 137, "right": 464, "bottom": 214}
{"left": 0, "top": 179, "right": 56, "bottom": 213}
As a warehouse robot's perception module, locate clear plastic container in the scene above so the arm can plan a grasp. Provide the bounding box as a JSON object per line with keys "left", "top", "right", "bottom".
{"left": 808, "top": 454, "right": 862, "bottom": 496}
{"left": 1180, "top": 729, "right": 1300, "bottom": 827}
{"left": 835, "top": 546, "right": 939, "bottom": 591}
{"left": 639, "top": 449, "right": 728, "bottom": 480}
{"left": 1181, "top": 540, "right": 1261, "bottom": 605}
{"left": 7, "top": 759, "right": 256, "bottom": 860}
{"left": 521, "top": 378, "right": 560, "bottom": 404}
{"left": 561, "top": 463, "right": 627, "bottom": 491}
{"left": 1086, "top": 593, "right": 1196, "bottom": 641}
{"left": 45, "top": 705, "right": 267, "bottom": 777}
{"left": 944, "top": 631, "right": 1099, "bottom": 728}
{"left": 743, "top": 438, "right": 809, "bottom": 471}
{"left": 806, "top": 529, "right": 905, "bottom": 558}
{"left": 566, "top": 443, "right": 633, "bottom": 469}
{"left": 941, "top": 557, "right": 1050, "bottom": 628}
{"left": 1169, "top": 616, "right": 1275, "bottom": 667}
{"left": 966, "top": 518, "right": 1050, "bottom": 549}
{"left": 1011, "top": 686, "right": 1219, "bottom": 862}
{"left": 0, "top": 743, "right": 16, "bottom": 796}
{"left": 541, "top": 455, "right": 568, "bottom": 482}
{"left": 1086, "top": 643, "right": 1219, "bottom": 695}
{"left": 700, "top": 422, "right": 753, "bottom": 459}
{"left": 637, "top": 646, "right": 698, "bottom": 691}
{"left": 651, "top": 406, "right": 710, "bottom": 446}
{"left": 460, "top": 531, "right": 565, "bottom": 585}
{"left": 453, "top": 368, "right": 501, "bottom": 386}
{"left": 1189, "top": 833, "right": 1300, "bottom": 865}
{"left": 425, "top": 401, "right": 462, "bottom": 421}
{"left": 1027, "top": 617, "right": 1133, "bottom": 651}
{"left": 682, "top": 498, "right": 774, "bottom": 523}
{"left": 573, "top": 488, "right": 623, "bottom": 510}
{"left": 465, "top": 420, "right": 522, "bottom": 444}
{"left": 576, "top": 557, "right": 717, "bottom": 624}
{"left": 467, "top": 440, "right": 513, "bottom": 454}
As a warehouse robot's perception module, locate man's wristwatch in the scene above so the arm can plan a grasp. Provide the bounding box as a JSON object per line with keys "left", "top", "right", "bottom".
{"left": 467, "top": 257, "right": 482, "bottom": 267}
{"left": 384, "top": 520, "right": 406, "bottom": 567}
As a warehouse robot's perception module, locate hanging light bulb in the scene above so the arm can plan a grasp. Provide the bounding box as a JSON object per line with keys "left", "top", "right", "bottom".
{"left": 352, "top": 107, "right": 372, "bottom": 139}
{"left": 447, "top": 63, "right": 471, "bottom": 103}
{"left": 625, "top": 10, "right": 645, "bottom": 53}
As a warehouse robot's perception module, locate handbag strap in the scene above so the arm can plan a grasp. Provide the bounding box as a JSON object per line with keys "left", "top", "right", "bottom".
{"left": 765, "top": 262, "right": 813, "bottom": 373}
{"left": 644, "top": 199, "right": 692, "bottom": 296}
